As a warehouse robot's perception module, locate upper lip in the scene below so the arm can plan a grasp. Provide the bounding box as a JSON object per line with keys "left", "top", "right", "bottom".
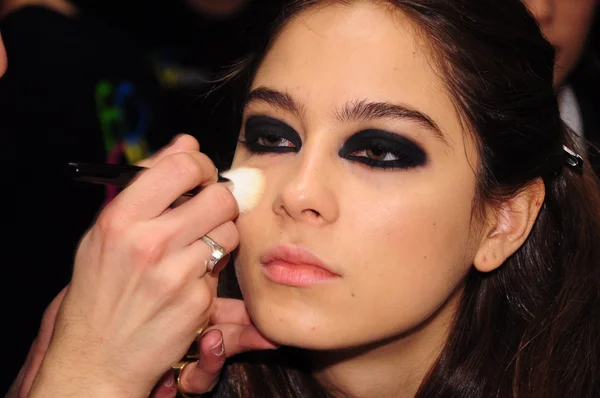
{"left": 260, "top": 244, "right": 340, "bottom": 276}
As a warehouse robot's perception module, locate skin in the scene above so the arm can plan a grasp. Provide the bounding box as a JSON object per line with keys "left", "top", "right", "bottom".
{"left": 184, "top": 0, "right": 250, "bottom": 17}
{"left": 10, "top": 2, "right": 545, "bottom": 398}
{"left": 0, "top": 0, "right": 77, "bottom": 17}
{"left": 0, "top": 33, "right": 6, "bottom": 76}
{"left": 523, "top": 0, "right": 598, "bottom": 86}
{"left": 231, "top": 3, "right": 544, "bottom": 397}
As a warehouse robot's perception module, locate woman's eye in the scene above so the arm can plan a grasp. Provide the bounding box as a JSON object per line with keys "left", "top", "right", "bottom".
{"left": 352, "top": 145, "right": 398, "bottom": 162}
{"left": 340, "top": 129, "right": 427, "bottom": 170}
{"left": 240, "top": 115, "right": 302, "bottom": 154}
{"left": 257, "top": 134, "right": 295, "bottom": 148}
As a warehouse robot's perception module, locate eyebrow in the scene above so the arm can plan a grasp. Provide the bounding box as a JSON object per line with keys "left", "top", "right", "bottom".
{"left": 246, "top": 87, "right": 305, "bottom": 117}
{"left": 246, "top": 86, "right": 447, "bottom": 144}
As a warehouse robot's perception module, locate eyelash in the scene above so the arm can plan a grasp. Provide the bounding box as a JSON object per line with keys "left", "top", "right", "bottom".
{"left": 239, "top": 135, "right": 296, "bottom": 153}
{"left": 240, "top": 117, "right": 427, "bottom": 170}
{"left": 346, "top": 146, "right": 410, "bottom": 170}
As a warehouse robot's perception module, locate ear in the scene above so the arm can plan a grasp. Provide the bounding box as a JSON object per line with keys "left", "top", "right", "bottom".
{"left": 473, "top": 178, "right": 545, "bottom": 272}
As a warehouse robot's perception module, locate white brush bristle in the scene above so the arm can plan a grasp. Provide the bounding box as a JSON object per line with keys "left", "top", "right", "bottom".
{"left": 220, "top": 167, "right": 265, "bottom": 213}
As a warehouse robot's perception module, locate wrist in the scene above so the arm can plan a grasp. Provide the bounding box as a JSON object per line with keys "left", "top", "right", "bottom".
{"left": 29, "top": 353, "right": 151, "bottom": 398}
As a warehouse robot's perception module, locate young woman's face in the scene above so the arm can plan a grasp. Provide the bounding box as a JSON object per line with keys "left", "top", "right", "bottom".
{"left": 230, "top": 2, "right": 483, "bottom": 350}
{"left": 523, "top": 0, "right": 597, "bottom": 86}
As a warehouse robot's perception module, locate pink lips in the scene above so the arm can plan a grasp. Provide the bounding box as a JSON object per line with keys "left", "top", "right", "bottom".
{"left": 260, "top": 244, "right": 339, "bottom": 287}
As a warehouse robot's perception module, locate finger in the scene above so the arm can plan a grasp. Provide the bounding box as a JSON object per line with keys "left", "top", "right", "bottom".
{"left": 36, "top": 286, "right": 68, "bottom": 350}
{"left": 26, "top": 288, "right": 69, "bottom": 380}
{"left": 211, "top": 323, "right": 279, "bottom": 357}
{"left": 175, "top": 324, "right": 278, "bottom": 395}
{"left": 104, "top": 151, "right": 218, "bottom": 222}
{"left": 159, "top": 184, "right": 239, "bottom": 249}
{"left": 175, "top": 325, "right": 279, "bottom": 396}
{"left": 137, "top": 134, "right": 200, "bottom": 168}
{"left": 158, "top": 221, "right": 239, "bottom": 279}
{"left": 8, "top": 286, "right": 68, "bottom": 398}
{"left": 209, "top": 298, "right": 253, "bottom": 326}
{"left": 150, "top": 371, "right": 177, "bottom": 398}
{"left": 169, "top": 195, "right": 192, "bottom": 208}
{"left": 178, "top": 329, "right": 226, "bottom": 394}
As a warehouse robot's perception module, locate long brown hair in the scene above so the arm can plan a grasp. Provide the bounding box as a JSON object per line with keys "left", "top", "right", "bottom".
{"left": 211, "top": 1, "right": 600, "bottom": 396}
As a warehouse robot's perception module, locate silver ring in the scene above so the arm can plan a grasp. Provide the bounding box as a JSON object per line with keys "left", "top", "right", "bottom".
{"left": 200, "top": 235, "right": 227, "bottom": 273}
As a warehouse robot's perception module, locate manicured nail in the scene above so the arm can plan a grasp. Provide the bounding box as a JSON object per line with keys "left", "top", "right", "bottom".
{"left": 209, "top": 337, "right": 225, "bottom": 356}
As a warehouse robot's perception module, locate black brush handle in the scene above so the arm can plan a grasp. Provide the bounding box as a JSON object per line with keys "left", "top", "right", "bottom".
{"left": 67, "top": 162, "right": 229, "bottom": 197}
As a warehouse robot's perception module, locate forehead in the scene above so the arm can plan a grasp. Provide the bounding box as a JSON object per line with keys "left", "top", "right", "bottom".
{"left": 251, "top": 2, "right": 464, "bottom": 148}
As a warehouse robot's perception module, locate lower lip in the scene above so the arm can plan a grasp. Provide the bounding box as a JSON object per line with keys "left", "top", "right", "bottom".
{"left": 262, "top": 261, "right": 338, "bottom": 287}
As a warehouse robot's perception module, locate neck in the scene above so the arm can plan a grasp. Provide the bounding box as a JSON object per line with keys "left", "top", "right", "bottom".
{"left": 310, "top": 285, "right": 463, "bottom": 398}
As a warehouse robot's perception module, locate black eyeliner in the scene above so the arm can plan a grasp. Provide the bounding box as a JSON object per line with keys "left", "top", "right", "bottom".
{"left": 240, "top": 115, "right": 302, "bottom": 153}
{"left": 340, "top": 129, "right": 427, "bottom": 169}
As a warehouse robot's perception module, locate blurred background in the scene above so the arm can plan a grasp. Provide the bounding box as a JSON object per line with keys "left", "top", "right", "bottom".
{"left": 1, "top": 0, "right": 598, "bottom": 394}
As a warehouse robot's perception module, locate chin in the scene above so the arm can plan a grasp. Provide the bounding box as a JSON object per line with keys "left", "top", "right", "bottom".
{"left": 242, "top": 292, "right": 331, "bottom": 349}
{"left": 235, "top": 259, "right": 396, "bottom": 351}
{"left": 240, "top": 285, "right": 380, "bottom": 351}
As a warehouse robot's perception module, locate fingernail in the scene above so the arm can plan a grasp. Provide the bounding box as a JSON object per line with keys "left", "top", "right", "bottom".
{"left": 209, "top": 337, "right": 224, "bottom": 356}
{"left": 163, "top": 375, "right": 174, "bottom": 388}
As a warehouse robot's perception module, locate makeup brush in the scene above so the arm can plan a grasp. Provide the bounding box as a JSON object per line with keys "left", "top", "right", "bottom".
{"left": 219, "top": 167, "right": 265, "bottom": 213}
{"left": 67, "top": 162, "right": 265, "bottom": 213}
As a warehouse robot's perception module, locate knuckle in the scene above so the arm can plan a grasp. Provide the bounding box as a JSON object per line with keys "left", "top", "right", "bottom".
{"left": 129, "top": 233, "right": 166, "bottom": 265}
{"left": 95, "top": 207, "right": 127, "bottom": 236}
{"left": 188, "top": 285, "right": 213, "bottom": 313}
{"left": 151, "top": 270, "right": 182, "bottom": 297}
{"left": 188, "top": 151, "right": 214, "bottom": 172}
{"left": 206, "top": 184, "right": 238, "bottom": 218}
{"left": 167, "top": 152, "right": 203, "bottom": 180}
{"left": 165, "top": 152, "right": 217, "bottom": 186}
{"left": 138, "top": 264, "right": 182, "bottom": 300}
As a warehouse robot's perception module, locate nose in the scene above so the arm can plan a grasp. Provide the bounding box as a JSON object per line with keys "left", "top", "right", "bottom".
{"left": 273, "top": 151, "right": 339, "bottom": 227}
{"left": 524, "top": 0, "right": 555, "bottom": 25}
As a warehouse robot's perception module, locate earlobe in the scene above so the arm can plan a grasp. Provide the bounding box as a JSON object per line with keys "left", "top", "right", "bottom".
{"left": 473, "top": 178, "right": 545, "bottom": 273}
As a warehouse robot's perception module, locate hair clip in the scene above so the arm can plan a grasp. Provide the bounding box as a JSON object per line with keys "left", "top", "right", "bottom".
{"left": 563, "top": 145, "right": 584, "bottom": 170}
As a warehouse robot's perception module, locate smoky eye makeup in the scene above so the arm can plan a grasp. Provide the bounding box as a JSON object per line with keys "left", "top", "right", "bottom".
{"left": 339, "top": 129, "right": 428, "bottom": 170}
{"left": 239, "top": 116, "right": 427, "bottom": 170}
{"left": 239, "top": 115, "right": 302, "bottom": 153}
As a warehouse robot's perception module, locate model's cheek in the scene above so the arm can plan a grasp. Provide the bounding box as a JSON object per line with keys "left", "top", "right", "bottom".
{"left": 343, "top": 210, "right": 473, "bottom": 325}
{"left": 234, "top": 208, "right": 270, "bottom": 274}
{"left": 346, "top": 188, "right": 475, "bottom": 264}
